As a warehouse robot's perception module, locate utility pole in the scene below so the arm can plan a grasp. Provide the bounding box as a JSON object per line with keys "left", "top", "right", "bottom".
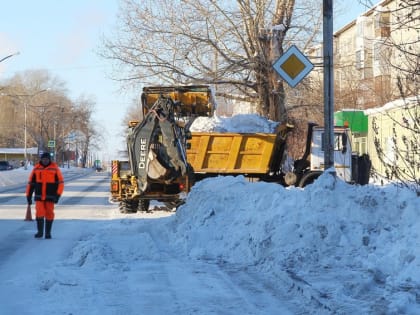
{"left": 323, "top": 0, "right": 334, "bottom": 170}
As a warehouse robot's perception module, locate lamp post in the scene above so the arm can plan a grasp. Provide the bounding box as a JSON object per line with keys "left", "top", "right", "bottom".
{"left": 22, "top": 89, "right": 49, "bottom": 169}
{"left": 0, "top": 52, "right": 20, "bottom": 63}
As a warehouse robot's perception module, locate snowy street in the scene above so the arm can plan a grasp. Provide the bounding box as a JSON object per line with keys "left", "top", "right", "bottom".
{"left": 0, "top": 168, "right": 418, "bottom": 314}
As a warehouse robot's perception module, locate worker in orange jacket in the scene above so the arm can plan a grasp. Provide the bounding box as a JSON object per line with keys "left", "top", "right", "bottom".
{"left": 26, "top": 152, "right": 64, "bottom": 239}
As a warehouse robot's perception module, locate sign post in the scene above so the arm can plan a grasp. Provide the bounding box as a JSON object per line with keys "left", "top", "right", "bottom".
{"left": 323, "top": 0, "right": 334, "bottom": 170}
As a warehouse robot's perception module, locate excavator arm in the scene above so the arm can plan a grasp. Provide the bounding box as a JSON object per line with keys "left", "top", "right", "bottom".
{"left": 126, "top": 96, "right": 188, "bottom": 194}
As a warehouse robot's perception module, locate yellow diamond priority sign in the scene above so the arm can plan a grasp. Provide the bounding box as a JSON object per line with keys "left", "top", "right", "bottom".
{"left": 273, "top": 45, "right": 314, "bottom": 88}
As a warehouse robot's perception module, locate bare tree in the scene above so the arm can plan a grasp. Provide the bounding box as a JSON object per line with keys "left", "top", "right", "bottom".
{"left": 0, "top": 71, "right": 62, "bottom": 155}
{"left": 100, "top": 0, "right": 322, "bottom": 122}
{"left": 0, "top": 70, "right": 99, "bottom": 167}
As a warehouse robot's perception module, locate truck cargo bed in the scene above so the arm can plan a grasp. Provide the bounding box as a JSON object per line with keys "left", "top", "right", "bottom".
{"left": 187, "top": 131, "right": 286, "bottom": 175}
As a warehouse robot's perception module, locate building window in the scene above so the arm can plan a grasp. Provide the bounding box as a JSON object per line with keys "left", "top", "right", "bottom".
{"left": 375, "top": 12, "right": 390, "bottom": 37}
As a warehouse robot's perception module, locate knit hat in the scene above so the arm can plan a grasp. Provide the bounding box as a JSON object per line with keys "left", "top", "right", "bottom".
{"left": 40, "top": 152, "right": 51, "bottom": 160}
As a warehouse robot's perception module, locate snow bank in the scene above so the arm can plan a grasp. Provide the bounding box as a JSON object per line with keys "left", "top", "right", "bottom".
{"left": 168, "top": 173, "right": 420, "bottom": 313}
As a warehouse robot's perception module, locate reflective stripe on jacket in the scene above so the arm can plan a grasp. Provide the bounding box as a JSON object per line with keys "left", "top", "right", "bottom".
{"left": 26, "top": 162, "right": 64, "bottom": 202}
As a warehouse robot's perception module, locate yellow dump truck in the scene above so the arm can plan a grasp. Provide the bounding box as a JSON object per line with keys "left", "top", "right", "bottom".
{"left": 187, "top": 122, "right": 371, "bottom": 187}
{"left": 186, "top": 124, "right": 292, "bottom": 182}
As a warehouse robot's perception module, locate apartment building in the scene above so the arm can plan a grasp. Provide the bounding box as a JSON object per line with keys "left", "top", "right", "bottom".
{"left": 333, "top": 0, "right": 418, "bottom": 110}
{"left": 306, "top": 0, "right": 417, "bottom": 110}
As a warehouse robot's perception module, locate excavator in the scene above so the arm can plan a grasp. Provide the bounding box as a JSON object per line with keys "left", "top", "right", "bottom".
{"left": 115, "top": 93, "right": 194, "bottom": 213}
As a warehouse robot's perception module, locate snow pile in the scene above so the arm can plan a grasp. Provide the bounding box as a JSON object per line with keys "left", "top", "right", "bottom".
{"left": 189, "top": 113, "right": 279, "bottom": 133}
{"left": 169, "top": 173, "right": 420, "bottom": 313}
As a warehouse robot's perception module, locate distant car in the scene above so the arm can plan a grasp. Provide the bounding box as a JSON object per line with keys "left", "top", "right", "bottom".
{"left": 0, "top": 161, "right": 13, "bottom": 171}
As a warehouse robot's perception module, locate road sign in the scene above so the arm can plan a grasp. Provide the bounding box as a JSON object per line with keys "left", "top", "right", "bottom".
{"left": 47, "top": 140, "right": 55, "bottom": 148}
{"left": 273, "top": 45, "right": 314, "bottom": 88}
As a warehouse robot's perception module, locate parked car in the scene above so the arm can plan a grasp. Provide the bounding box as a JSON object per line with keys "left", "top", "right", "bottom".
{"left": 0, "top": 161, "right": 13, "bottom": 171}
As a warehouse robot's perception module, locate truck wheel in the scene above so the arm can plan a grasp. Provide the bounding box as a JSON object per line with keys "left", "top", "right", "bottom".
{"left": 129, "top": 199, "right": 139, "bottom": 213}
{"left": 120, "top": 199, "right": 138, "bottom": 213}
{"left": 298, "top": 171, "right": 322, "bottom": 188}
{"left": 119, "top": 200, "right": 130, "bottom": 213}
{"left": 137, "top": 199, "right": 150, "bottom": 212}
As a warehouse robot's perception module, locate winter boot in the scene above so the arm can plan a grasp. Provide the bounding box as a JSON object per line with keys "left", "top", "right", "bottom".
{"left": 45, "top": 220, "right": 53, "bottom": 239}
{"left": 34, "top": 217, "right": 44, "bottom": 238}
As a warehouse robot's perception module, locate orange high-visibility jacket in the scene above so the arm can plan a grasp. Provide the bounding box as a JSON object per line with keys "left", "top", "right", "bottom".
{"left": 26, "top": 162, "right": 64, "bottom": 202}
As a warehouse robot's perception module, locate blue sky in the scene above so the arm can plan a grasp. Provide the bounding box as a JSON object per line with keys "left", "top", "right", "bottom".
{"left": 0, "top": 0, "right": 369, "bottom": 161}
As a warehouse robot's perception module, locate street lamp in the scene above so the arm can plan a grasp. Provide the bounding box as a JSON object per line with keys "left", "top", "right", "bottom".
{"left": 0, "top": 52, "right": 20, "bottom": 63}
{"left": 23, "top": 89, "right": 49, "bottom": 168}
{"left": 0, "top": 52, "right": 19, "bottom": 93}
